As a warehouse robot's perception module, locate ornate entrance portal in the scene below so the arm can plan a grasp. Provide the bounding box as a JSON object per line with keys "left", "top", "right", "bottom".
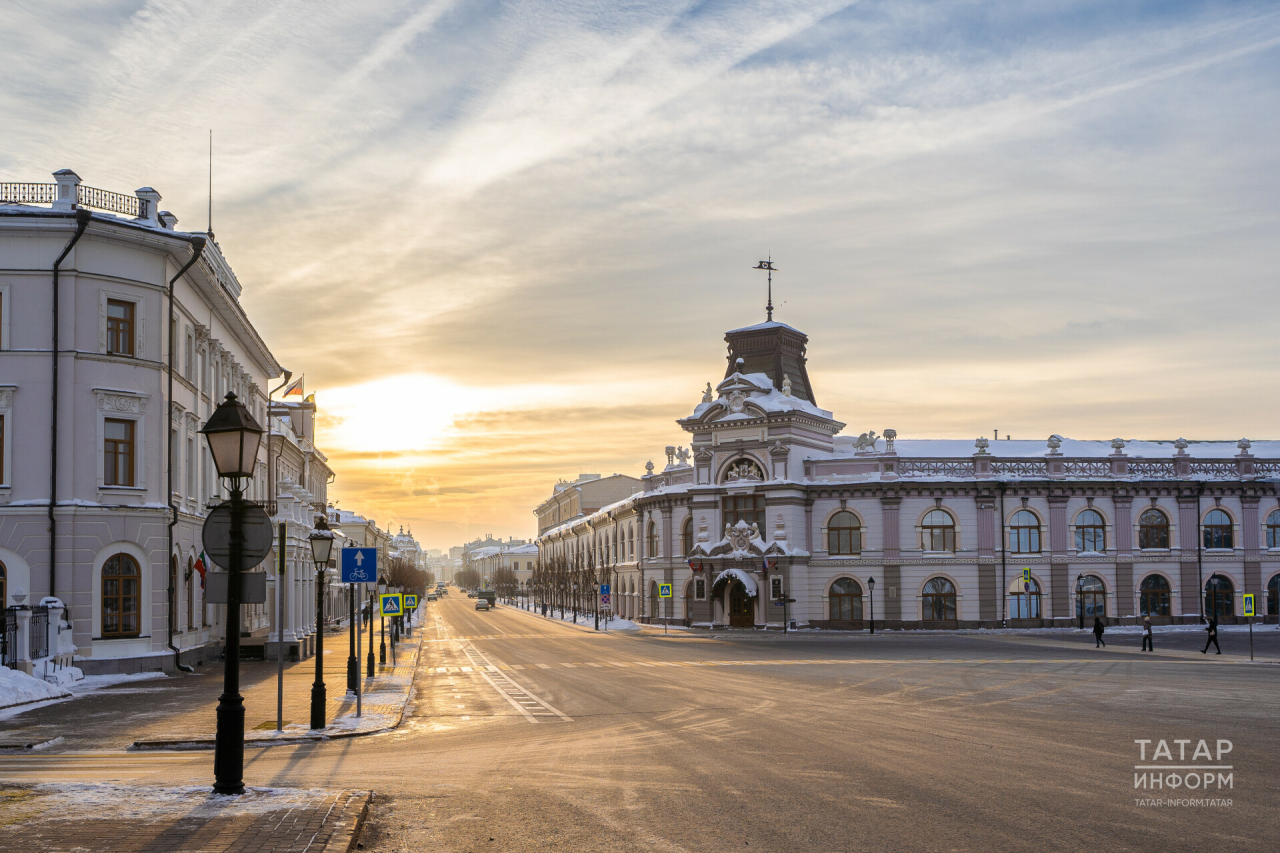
{"left": 729, "top": 581, "right": 754, "bottom": 628}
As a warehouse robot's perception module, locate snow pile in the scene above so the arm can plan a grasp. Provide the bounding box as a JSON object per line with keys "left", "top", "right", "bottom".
{"left": 528, "top": 607, "right": 640, "bottom": 631}
{"left": 0, "top": 667, "right": 72, "bottom": 710}
{"left": 35, "top": 784, "right": 346, "bottom": 820}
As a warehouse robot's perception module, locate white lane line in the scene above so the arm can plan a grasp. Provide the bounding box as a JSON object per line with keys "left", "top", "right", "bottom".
{"left": 464, "top": 644, "right": 572, "bottom": 722}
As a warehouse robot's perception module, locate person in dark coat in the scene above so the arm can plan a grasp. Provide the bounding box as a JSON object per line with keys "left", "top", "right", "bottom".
{"left": 1141, "top": 616, "right": 1154, "bottom": 652}
{"left": 1202, "top": 618, "right": 1221, "bottom": 654}
{"left": 1093, "top": 616, "right": 1106, "bottom": 648}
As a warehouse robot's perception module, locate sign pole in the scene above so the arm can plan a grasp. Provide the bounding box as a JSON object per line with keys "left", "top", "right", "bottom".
{"left": 276, "top": 522, "right": 285, "bottom": 732}
{"left": 355, "top": 583, "right": 362, "bottom": 717}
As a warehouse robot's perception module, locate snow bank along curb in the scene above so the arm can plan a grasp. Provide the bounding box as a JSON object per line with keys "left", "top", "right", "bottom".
{"left": 0, "top": 666, "right": 72, "bottom": 712}
{"left": 500, "top": 601, "right": 639, "bottom": 633}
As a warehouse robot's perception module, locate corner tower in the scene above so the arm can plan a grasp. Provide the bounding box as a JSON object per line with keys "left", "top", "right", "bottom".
{"left": 723, "top": 321, "right": 817, "bottom": 405}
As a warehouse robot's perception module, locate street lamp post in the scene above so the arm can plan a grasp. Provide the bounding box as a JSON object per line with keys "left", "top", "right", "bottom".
{"left": 594, "top": 582, "right": 600, "bottom": 631}
{"left": 867, "top": 576, "right": 876, "bottom": 635}
{"left": 366, "top": 588, "right": 376, "bottom": 677}
{"left": 377, "top": 575, "right": 387, "bottom": 664}
{"left": 201, "top": 393, "right": 264, "bottom": 796}
{"left": 347, "top": 577, "right": 357, "bottom": 693}
{"left": 1076, "top": 574, "right": 1085, "bottom": 630}
{"left": 308, "top": 517, "right": 335, "bottom": 730}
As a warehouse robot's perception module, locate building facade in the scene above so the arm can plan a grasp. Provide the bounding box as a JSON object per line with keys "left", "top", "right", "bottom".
{"left": 0, "top": 170, "right": 332, "bottom": 672}
{"left": 537, "top": 318, "right": 1280, "bottom": 629}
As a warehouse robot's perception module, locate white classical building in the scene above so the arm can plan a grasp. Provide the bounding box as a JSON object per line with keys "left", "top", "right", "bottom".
{"left": 0, "top": 170, "right": 331, "bottom": 673}
{"left": 538, "top": 316, "right": 1280, "bottom": 629}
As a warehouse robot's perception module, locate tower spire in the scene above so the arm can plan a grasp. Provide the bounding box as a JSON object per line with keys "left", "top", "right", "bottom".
{"left": 753, "top": 256, "right": 776, "bottom": 321}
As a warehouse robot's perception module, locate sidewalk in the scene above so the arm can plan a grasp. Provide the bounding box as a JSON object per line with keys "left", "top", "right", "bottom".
{"left": 0, "top": 783, "right": 369, "bottom": 853}
{"left": 134, "top": 618, "right": 424, "bottom": 749}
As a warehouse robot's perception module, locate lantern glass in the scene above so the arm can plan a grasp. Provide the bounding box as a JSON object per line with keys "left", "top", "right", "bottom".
{"left": 200, "top": 393, "right": 264, "bottom": 480}
{"left": 310, "top": 533, "right": 334, "bottom": 566}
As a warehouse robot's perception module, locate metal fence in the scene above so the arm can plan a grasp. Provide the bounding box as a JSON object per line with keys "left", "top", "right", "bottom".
{"left": 1, "top": 609, "right": 17, "bottom": 669}
{"left": 29, "top": 606, "right": 49, "bottom": 661}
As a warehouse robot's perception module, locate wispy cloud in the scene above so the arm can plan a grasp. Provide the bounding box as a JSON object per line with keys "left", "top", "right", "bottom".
{"left": 4, "top": 1, "right": 1279, "bottom": 546}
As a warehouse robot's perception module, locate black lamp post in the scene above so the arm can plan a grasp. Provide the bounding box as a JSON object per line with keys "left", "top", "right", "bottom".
{"left": 308, "top": 517, "right": 335, "bottom": 730}
{"left": 594, "top": 582, "right": 600, "bottom": 631}
{"left": 201, "top": 392, "right": 264, "bottom": 796}
{"left": 1207, "top": 574, "right": 1222, "bottom": 621}
{"left": 347, "top": 568, "right": 358, "bottom": 692}
{"left": 377, "top": 574, "right": 387, "bottom": 665}
{"left": 1076, "top": 574, "right": 1085, "bottom": 630}
{"left": 867, "top": 576, "right": 876, "bottom": 635}
{"left": 366, "top": 587, "right": 375, "bottom": 678}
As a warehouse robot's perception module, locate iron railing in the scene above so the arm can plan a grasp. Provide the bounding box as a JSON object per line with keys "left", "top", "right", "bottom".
{"left": 1061, "top": 460, "right": 1112, "bottom": 477}
{"left": 0, "top": 182, "right": 58, "bottom": 204}
{"left": 1, "top": 609, "right": 16, "bottom": 670}
{"left": 0, "top": 181, "right": 142, "bottom": 216}
{"left": 29, "top": 606, "right": 49, "bottom": 660}
{"left": 989, "top": 459, "right": 1049, "bottom": 477}
{"left": 1188, "top": 461, "right": 1239, "bottom": 478}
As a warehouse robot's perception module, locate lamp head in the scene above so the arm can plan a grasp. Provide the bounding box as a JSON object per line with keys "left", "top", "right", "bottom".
{"left": 309, "top": 515, "right": 335, "bottom": 567}
{"left": 867, "top": 576, "right": 875, "bottom": 589}
{"left": 200, "top": 393, "right": 264, "bottom": 480}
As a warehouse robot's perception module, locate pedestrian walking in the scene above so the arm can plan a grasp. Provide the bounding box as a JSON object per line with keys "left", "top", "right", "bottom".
{"left": 1141, "top": 616, "right": 1154, "bottom": 652}
{"left": 1093, "top": 616, "right": 1106, "bottom": 648}
{"left": 1201, "top": 618, "right": 1221, "bottom": 655}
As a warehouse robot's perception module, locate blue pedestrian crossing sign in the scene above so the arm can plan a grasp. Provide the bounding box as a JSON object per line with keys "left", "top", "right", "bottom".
{"left": 341, "top": 548, "right": 377, "bottom": 584}
{"left": 380, "top": 593, "right": 403, "bottom": 616}
{"left": 600, "top": 584, "right": 611, "bottom": 595}
{"left": 404, "top": 594, "right": 419, "bottom": 609}
{"left": 659, "top": 583, "right": 672, "bottom": 598}
{"left": 1243, "top": 593, "right": 1255, "bottom": 617}
{"left": 1022, "top": 568, "right": 1031, "bottom": 584}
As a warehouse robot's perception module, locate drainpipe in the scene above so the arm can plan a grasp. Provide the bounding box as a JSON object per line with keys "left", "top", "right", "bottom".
{"left": 166, "top": 235, "right": 207, "bottom": 674}
{"left": 48, "top": 209, "right": 91, "bottom": 601}
{"left": 998, "top": 481, "right": 1007, "bottom": 626}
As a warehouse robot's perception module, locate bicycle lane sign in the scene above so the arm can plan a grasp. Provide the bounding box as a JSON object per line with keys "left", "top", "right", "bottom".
{"left": 341, "top": 547, "right": 377, "bottom": 583}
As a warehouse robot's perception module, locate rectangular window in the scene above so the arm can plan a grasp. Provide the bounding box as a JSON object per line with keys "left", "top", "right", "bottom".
{"left": 185, "top": 331, "right": 194, "bottom": 380}
{"left": 722, "top": 495, "right": 766, "bottom": 539}
{"left": 104, "top": 418, "right": 135, "bottom": 486}
{"left": 0, "top": 414, "right": 4, "bottom": 483}
{"left": 186, "top": 434, "right": 196, "bottom": 499}
{"left": 106, "top": 299, "right": 135, "bottom": 356}
{"left": 170, "top": 426, "right": 179, "bottom": 494}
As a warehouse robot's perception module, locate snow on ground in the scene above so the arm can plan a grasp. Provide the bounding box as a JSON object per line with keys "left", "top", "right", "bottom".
{"left": 0, "top": 667, "right": 72, "bottom": 710}
{"left": 30, "top": 783, "right": 347, "bottom": 819}
{"left": 516, "top": 605, "right": 639, "bottom": 631}
{"left": 69, "top": 671, "right": 171, "bottom": 694}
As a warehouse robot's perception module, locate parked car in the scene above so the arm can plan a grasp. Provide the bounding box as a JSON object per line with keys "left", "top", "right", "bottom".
{"left": 475, "top": 599, "right": 490, "bottom": 611}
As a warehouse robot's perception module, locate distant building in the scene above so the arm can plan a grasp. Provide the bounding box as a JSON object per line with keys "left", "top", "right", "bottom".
{"left": 534, "top": 473, "right": 642, "bottom": 534}
{"left": 538, "top": 315, "right": 1280, "bottom": 629}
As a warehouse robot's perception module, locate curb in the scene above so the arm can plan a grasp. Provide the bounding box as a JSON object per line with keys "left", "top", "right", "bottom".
{"left": 323, "top": 791, "right": 373, "bottom": 853}
{"left": 496, "top": 601, "right": 624, "bottom": 636}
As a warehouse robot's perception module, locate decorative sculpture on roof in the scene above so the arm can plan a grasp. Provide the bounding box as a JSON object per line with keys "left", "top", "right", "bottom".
{"left": 1111, "top": 438, "right": 1127, "bottom": 453}
{"left": 665, "top": 446, "right": 676, "bottom": 469}
{"left": 1174, "top": 437, "right": 1189, "bottom": 455}
{"left": 697, "top": 514, "right": 710, "bottom": 542}
{"left": 782, "top": 374, "right": 792, "bottom": 397}
{"left": 702, "top": 383, "right": 713, "bottom": 404}
{"left": 852, "top": 431, "right": 879, "bottom": 453}
{"left": 883, "top": 428, "right": 897, "bottom": 452}
{"left": 645, "top": 460, "right": 655, "bottom": 475}
{"left": 1047, "top": 434, "right": 1064, "bottom": 453}
{"left": 974, "top": 437, "right": 990, "bottom": 455}
{"left": 728, "top": 389, "right": 747, "bottom": 413}
{"left": 722, "top": 519, "right": 761, "bottom": 555}
{"left": 1238, "top": 438, "right": 1252, "bottom": 455}
{"left": 773, "top": 513, "right": 787, "bottom": 542}
{"left": 675, "top": 446, "right": 692, "bottom": 467}
{"left": 725, "top": 459, "right": 764, "bottom": 483}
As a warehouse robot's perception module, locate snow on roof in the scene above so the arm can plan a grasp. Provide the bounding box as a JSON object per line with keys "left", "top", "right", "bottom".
{"left": 725, "top": 320, "right": 805, "bottom": 335}
{"left": 690, "top": 372, "right": 834, "bottom": 421}
{"left": 846, "top": 438, "right": 1280, "bottom": 459}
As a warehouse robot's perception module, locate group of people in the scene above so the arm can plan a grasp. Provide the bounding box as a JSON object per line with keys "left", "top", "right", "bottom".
{"left": 1091, "top": 615, "right": 1222, "bottom": 653}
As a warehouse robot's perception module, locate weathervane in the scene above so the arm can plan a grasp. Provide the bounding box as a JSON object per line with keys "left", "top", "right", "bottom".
{"left": 753, "top": 257, "right": 776, "bottom": 321}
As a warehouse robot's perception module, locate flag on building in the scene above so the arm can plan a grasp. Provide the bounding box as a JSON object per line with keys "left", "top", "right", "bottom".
{"left": 193, "top": 551, "right": 208, "bottom": 588}
{"left": 281, "top": 375, "right": 304, "bottom": 397}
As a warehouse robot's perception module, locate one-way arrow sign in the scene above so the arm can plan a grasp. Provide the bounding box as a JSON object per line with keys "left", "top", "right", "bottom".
{"left": 341, "top": 547, "right": 377, "bottom": 583}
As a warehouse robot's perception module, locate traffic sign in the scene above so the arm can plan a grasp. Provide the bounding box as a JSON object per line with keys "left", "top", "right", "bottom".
{"left": 600, "top": 584, "right": 611, "bottom": 595}
{"left": 1243, "top": 593, "right": 1255, "bottom": 617}
{"left": 1022, "top": 568, "right": 1031, "bottom": 584}
{"left": 659, "top": 583, "right": 672, "bottom": 598}
{"left": 404, "top": 594, "right": 419, "bottom": 609}
{"left": 601, "top": 594, "right": 610, "bottom": 605}
{"left": 380, "top": 593, "right": 403, "bottom": 616}
{"left": 202, "top": 501, "right": 274, "bottom": 570}
{"left": 341, "top": 547, "right": 377, "bottom": 583}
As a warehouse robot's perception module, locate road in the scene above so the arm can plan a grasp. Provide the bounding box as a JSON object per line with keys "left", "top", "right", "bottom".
{"left": 5, "top": 590, "right": 1278, "bottom": 851}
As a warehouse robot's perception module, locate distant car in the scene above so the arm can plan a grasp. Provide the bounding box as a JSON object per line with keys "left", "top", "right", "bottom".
{"left": 468, "top": 591, "right": 477, "bottom": 598}
{"left": 427, "top": 593, "right": 437, "bottom": 601}
{"left": 475, "top": 599, "right": 490, "bottom": 611}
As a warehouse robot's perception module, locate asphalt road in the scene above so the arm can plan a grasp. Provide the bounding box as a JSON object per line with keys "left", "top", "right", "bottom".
{"left": 7, "top": 590, "right": 1278, "bottom": 852}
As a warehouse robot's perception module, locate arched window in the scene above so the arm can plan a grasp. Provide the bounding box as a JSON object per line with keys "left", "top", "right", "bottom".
{"left": 1203, "top": 509, "right": 1233, "bottom": 550}
{"left": 1139, "top": 574, "right": 1170, "bottom": 617}
{"left": 1009, "top": 576, "right": 1041, "bottom": 619}
{"left": 921, "top": 510, "right": 955, "bottom": 552}
{"left": 1204, "top": 575, "right": 1234, "bottom": 618}
{"left": 681, "top": 517, "right": 693, "bottom": 557}
{"left": 102, "top": 554, "right": 141, "bottom": 639}
{"left": 1076, "top": 575, "right": 1106, "bottom": 620}
{"left": 1268, "top": 511, "right": 1280, "bottom": 550}
{"left": 922, "top": 577, "right": 956, "bottom": 621}
{"left": 829, "top": 577, "right": 863, "bottom": 621}
{"left": 0, "top": 560, "right": 6, "bottom": 606}
{"left": 1138, "top": 509, "right": 1169, "bottom": 550}
{"left": 1075, "top": 509, "right": 1106, "bottom": 553}
{"left": 827, "top": 511, "right": 861, "bottom": 555}
{"left": 1268, "top": 574, "right": 1280, "bottom": 618}
{"left": 186, "top": 556, "right": 195, "bottom": 631}
{"left": 627, "top": 527, "right": 634, "bottom": 560}
{"left": 646, "top": 522, "right": 658, "bottom": 558}
{"left": 1009, "top": 510, "right": 1041, "bottom": 554}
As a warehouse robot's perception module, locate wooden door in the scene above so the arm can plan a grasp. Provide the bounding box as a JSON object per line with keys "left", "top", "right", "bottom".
{"left": 729, "top": 581, "right": 754, "bottom": 628}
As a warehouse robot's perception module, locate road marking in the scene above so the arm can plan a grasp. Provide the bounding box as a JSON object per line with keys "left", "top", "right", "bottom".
{"left": 460, "top": 645, "right": 572, "bottom": 723}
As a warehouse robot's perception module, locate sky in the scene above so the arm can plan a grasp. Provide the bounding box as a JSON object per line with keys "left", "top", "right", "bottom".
{"left": 3, "top": 1, "right": 1279, "bottom": 550}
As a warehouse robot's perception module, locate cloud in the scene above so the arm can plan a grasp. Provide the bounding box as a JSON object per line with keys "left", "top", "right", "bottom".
{"left": 5, "top": 1, "right": 1279, "bottom": 546}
